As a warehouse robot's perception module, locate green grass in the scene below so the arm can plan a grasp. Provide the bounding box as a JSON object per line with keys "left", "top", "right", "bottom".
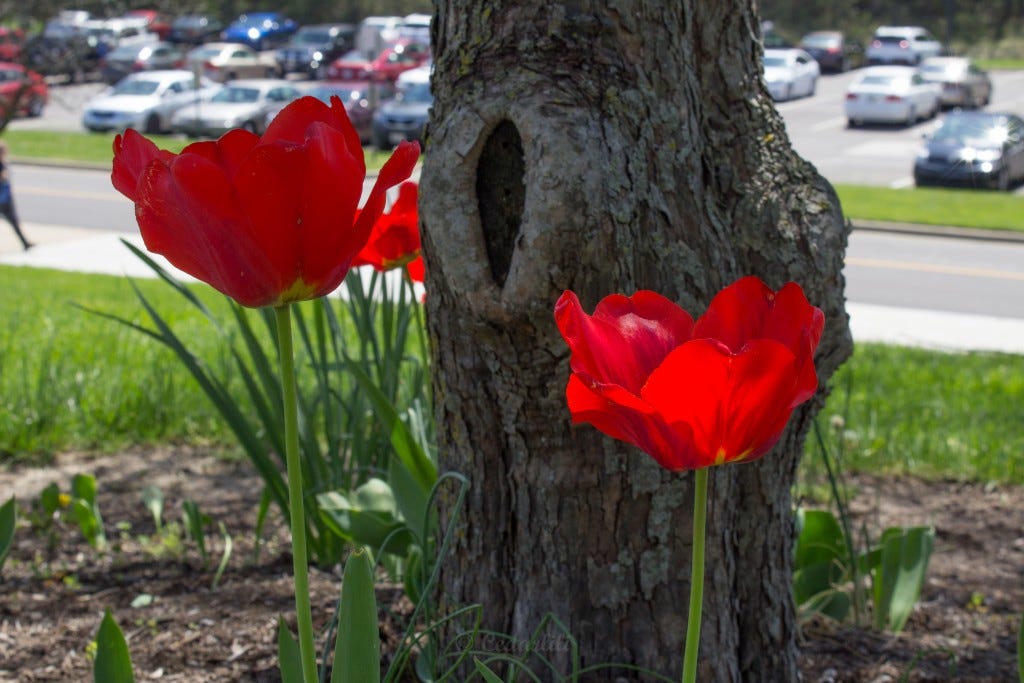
{"left": 2, "top": 265, "right": 1022, "bottom": 485}
{"left": 808, "top": 343, "right": 1024, "bottom": 484}
{"left": 834, "top": 184, "right": 1024, "bottom": 232}
{"left": 0, "top": 265, "right": 240, "bottom": 458}
{"left": 1, "top": 129, "right": 397, "bottom": 169}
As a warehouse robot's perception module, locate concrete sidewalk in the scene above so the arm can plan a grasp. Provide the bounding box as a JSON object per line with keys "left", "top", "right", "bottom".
{"left": 2, "top": 220, "right": 1023, "bottom": 355}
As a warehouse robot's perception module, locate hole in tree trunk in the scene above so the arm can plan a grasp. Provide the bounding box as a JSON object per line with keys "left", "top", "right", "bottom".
{"left": 475, "top": 120, "right": 525, "bottom": 287}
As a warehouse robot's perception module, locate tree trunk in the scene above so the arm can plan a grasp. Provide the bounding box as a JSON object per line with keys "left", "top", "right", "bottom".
{"left": 420, "top": 2, "right": 852, "bottom": 679}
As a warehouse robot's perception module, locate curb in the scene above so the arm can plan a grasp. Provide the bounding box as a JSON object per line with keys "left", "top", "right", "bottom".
{"left": 852, "top": 219, "right": 1024, "bottom": 243}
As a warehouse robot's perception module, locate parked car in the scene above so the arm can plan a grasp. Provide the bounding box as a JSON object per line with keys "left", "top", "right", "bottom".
{"left": 323, "top": 49, "right": 372, "bottom": 81}
{"left": 798, "top": 30, "right": 863, "bottom": 72}
{"left": 172, "top": 78, "right": 301, "bottom": 137}
{"left": 762, "top": 48, "right": 819, "bottom": 101}
{"left": 372, "top": 66, "right": 431, "bottom": 149}
{"left": 221, "top": 12, "right": 298, "bottom": 51}
{"left": 0, "top": 62, "right": 48, "bottom": 118}
{"left": 123, "top": 9, "right": 173, "bottom": 41}
{"left": 81, "top": 17, "right": 158, "bottom": 59}
{"left": 23, "top": 33, "right": 101, "bottom": 83}
{"left": 275, "top": 81, "right": 395, "bottom": 143}
{"left": 100, "top": 41, "right": 187, "bottom": 84}
{"left": 275, "top": 23, "right": 356, "bottom": 78}
{"left": 0, "top": 27, "right": 25, "bottom": 61}
{"left": 865, "top": 26, "right": 942, "bottom": 66}
{"left": 186, "top": 42, "right": 281, "bottom": 82}
{"left": 918, "top": 57, "right": 992, "bottom": 109}
{"left": 844, "top": 66, "right": 940, "bottom": 127}
{"left": 913, "top": 111, "right": 1024, "bottom": 191}
{"left": 82, "top": 70, "right": 218, "bottom": 134}
{"left": 167, "top": 14, "right": 224, "bottom": 45}
{"left": 367, "top": 39, "right": 431, "bottom": 82}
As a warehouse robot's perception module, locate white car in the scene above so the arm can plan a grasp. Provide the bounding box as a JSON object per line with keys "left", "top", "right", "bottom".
{"left": 763, "top": 48, "right": 819, "bottom": 101}
{"left": 171, "top": 78, "right": 301, "bottom": 137}
{"left": 866, "top": 26, "right": 942, "bottom": 66}
{"left": 844, "top": 66, "right": 941, "bottom": 127}
{"left": 82, "top": 70, "right": 220, "bottom": 134}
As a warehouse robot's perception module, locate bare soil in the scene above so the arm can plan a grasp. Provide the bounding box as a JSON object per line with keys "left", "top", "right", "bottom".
{"left": 0, "top": 446, "right": 1020, "bottom": 682}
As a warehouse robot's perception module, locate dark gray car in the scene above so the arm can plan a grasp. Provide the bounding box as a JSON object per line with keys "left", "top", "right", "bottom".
{"left": 914, "top": 111, "right": 1024, "bottom": 191}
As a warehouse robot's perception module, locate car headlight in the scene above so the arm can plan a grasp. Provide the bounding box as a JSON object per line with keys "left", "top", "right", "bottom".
{"left": 916, "top": 148, "right": 930, "bottom": 159}
{"left": 959, "top": 147, "right": 1001, "bottom": 163}
{"left": 312, "top": 51, "right": 323, "bottom": 62}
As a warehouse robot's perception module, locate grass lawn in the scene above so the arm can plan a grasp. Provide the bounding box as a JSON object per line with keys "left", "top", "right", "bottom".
{"left": 1, "top": 266, "right": 1022, "bottom": 487}
{"left": 834, "top": 183, "right": 1024, "bottom": 232}
{"left": 1, "top": 129, "right": 397, "bottom": 170}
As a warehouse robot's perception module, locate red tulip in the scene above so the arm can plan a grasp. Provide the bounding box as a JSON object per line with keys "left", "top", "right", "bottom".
{"left": 353, "top": 181, "right": 424, "bottom": 282}
{"left": 554, "top": 276, "right": 824, "bottom": 471}
{"left": 112, "top": 96, "right": 419, "bottom": 308}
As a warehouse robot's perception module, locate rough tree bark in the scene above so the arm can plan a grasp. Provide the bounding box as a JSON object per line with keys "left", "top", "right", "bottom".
{"left": 419, "top": 2, "right": 852, "bottom": 679}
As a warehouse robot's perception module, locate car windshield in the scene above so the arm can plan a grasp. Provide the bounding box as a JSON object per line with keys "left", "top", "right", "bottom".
{"left": 293, "top": 30, "right": 330, "bottom": 45}
{"left": 801, "top": 35, "right": 837, "bottom": 48}
{"left": 190, "top": 47, "right": 221, "bottom": 59}
{"left": 858, "top": 75, "right": 901, "bottom": 87}
{"left": 212, "top": 87, "right": 260, "bottom": 103}
{"left": 763, "top": 55, "right": 788, "bottom": 67}
{"left": 112, "top": 79, "right": 160, "bottom": 96}
{"left": 107, "top": 44, "right": 143, "bottom": 60}
{"left": 875, "top": 36, "right": 906, "bottom": 45}
{"left": 398, "top": 82, "right": 431, "bottom": 103}
{"left": 309, "top": 86, "right": 358, "bottom": 103}
{"left": 933, "top": 117, "right": 1008, "bottom": 148}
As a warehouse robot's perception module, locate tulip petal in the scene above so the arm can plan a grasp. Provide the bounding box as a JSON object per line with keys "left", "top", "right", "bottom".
{"left": 352, "top": 141, "right": 420, "bottom": 245}
{"left": 643, "top": 338, "right": 802, "bottom": 465}
{"left": 135, "top": 153, "right": 280, "bottom": 307}
{"left": 693, "top": 275, "right": 774, "bottom": 352}
{"left": 180, "top": 129, "right": 261, "bottom": 179}
{"left": 567, "top": 375, "right": 698, "bottom": 471}
{"left": 111, "top": 130, "right": 170, "bottom": 199}
{"left": 263, "top": 96, "right": 364, "bottom": 169}
{"left": 555, "top": 290, "right": 694, "bottom": 395}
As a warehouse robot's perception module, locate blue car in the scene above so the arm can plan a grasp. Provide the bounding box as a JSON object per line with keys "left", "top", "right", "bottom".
{"left": 221, "top": 12, "right": 297, "bottom": 51}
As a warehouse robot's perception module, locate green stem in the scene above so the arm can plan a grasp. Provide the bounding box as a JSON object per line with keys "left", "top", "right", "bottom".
{"left": 681, "top": 467, "right": 709, "bottom": 683}
{"left": 275, "top": 304, "right": 319, "bottom": 683}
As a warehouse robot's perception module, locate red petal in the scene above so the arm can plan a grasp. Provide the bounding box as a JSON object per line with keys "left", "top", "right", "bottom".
{"left": 111, "top": 130, "right": 166, "bottom": 200}
{"left": 693, "top": 275, "right": 774, "bottom": 352}
{"left": 181, "top": 129, "right": 261, "bottom": 179}
{"left": 352, "top": 141, "right": 420, "bottom": 243}
{"left": 406, "top": 256, "right": 425, "bottom": 282}
{"left": 135, "top": 152, "right": 280, "bottom": 307}
{"left": 554, "top": 290, "right": 694, "bottom": 395}
{"left": 643, "top": 338, "right": 803, "bottom": 465}
{"left": 566, "top": 374, "right": 698, "bottom": 471}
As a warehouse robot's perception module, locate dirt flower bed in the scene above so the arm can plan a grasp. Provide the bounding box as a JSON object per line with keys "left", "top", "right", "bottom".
{"left": 1, "top": 447, "right": 1021, "bottom": 681}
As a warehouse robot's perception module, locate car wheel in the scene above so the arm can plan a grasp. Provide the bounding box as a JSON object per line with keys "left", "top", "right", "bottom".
{"left": 264, "top": 66, "right": 278, "bottom": 78}
{"left": 847, "top": 118, "right": 860, "bottom": 129}
{"left": 809, "top": 78, "right": 817, "bottom": 97}
{"left": 27, "top": 97, "right": 43, "bottom": 118}
{"left": 905, "top": 106, "right": 917, "bottom": 127}
{"left": 143, "top": 114, "right": 161, "bottom": 134}
{"left": 225, "top": 71, "right": 236, "bottom": 82}
{"left": 242, "top": 120, "right": 258, "bottom": 134}
{"left": 374, "top": 131, "right": 392, "bottom": 150}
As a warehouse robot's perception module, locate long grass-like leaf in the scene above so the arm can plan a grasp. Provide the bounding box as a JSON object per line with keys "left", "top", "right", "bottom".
{"left": 93, "top": 610, "right": 135, "bottom": 683}
{"left": 332, "top": 547, "right": 380, "bottom": 683}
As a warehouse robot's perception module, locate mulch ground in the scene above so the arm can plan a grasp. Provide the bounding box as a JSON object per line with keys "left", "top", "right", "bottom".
{"left": 0, "top": 446, "right": 1020, "bottom": 681}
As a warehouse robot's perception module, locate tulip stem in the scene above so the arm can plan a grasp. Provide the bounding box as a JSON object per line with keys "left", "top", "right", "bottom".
{"left": 681, "top": 467, "right": 709, "bottom": 683}
{"left": 275, "top": 304, "right": 319, "bottom": 683}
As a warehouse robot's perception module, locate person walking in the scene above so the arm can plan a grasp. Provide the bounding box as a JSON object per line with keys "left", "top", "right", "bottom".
{"left": 0, "top": 141, "right": 32, "bottom": 250}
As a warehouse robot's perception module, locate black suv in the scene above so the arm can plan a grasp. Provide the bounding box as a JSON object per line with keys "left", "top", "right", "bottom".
{"left": 275, "top": 23, "right": 355, "bottom": 78}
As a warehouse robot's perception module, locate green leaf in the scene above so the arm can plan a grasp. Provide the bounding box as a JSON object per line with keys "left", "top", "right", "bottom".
{"left": 793, "top": 562, "right": 851, "bottom": 622}
{"left": 71, "top": 473, "right": 98, "bottom": 505}
{"left": 473, "top": 658, "right": 505, "bottom": 683}
{"left": 212, "top": 522, "right": 232, "bottom": 590}
{"left": 141, "top": 485, "right": 164, "bottom": 532}
{"left": 40, "top": 483, "right": 61, "bottom": 517}
{"left": 388, "top": 453, "right": 429, "bottom": 547}
{"left": 342, "top": 355, "right": 437, "bottom": 493}
{"left": 872, "top": 526, "right": 935, "bottom": 632}
{"left": 277, "top": 616, "right": 304, "bottom": 683}
{"left": 94, "top": 609, "right": 135, "bottom": 683}
{"left": 332, "top": 547, "right": 380, "bottom": 683}
{"left": 71, "top": 499, "right": 104, "bottom": 549}
{"left": 794, "top": 508, "right": 847, "bottom": 570}
{"left": 317, "top": 486, "right": 413, "bottom": 557}
{"left": 0, "top": 497, "right": 16, "bottom": 572}
{"left": 181, "top": 500, "right": 209, "bottom": 565}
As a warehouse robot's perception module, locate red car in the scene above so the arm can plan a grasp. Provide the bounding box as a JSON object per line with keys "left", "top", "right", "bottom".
{"left": 124, "top": 9, "right": 173, "bottom": 41}
{"left": 324, "top": 40, "right": 430, "bottom": 83}
{"left": 0, "top": 27, "right": 24, "bottom": 61}
{"left": 0, "top": 62, "right": 48, "bottom": 118}
{"left": 369, "top": 40, "right": 430, "bottom": 82}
